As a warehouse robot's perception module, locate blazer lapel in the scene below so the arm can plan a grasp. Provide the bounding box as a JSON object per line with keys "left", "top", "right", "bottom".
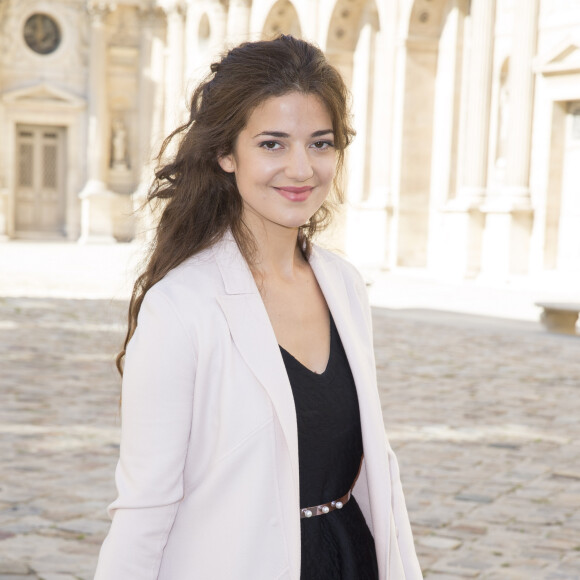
{"left": 212, "top": 234, "right": 390, "bottom": 578}
{"left": 309, "top": 247, "right": 391, "bottom": 578}
{"left": 212, "top": 235, "right": 300, "bottom": 497}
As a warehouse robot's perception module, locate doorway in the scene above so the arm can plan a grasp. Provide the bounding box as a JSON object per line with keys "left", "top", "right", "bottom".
{"left": 545, "top": 101, "right": 580, "bottom": 271}
{"left": 15, "top": 124, "right": 66, "bottom": 237}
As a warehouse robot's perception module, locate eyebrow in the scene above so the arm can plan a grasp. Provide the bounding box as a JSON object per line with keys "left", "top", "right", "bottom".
{"left": 253, "top": 129, "right": 334, "bottom": 139}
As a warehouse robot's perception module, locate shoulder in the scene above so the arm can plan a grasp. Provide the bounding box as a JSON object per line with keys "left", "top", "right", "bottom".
{"left": 142, "top": 233, "right": 246, "bottom": 326}
{"left": 311, "top": 244, "right": 367, "bottom": 291}
{"left": 148, "top": 248, "right": 223, "bottom": 306}
{"left": 134, "top": 244, "right": 240, "bottom": 358}
{"left": 131, "top": 249, "right": 223, "bottom": 348}
{"left": 141, "top": 232, "right": 251, "bottom": 321}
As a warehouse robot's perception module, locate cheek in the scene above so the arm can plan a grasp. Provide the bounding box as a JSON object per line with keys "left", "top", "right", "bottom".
{"left": 238, "top": 158, "right": 279, "bottom": 186}
{"left": 258, "top": 158, "right": 283, "bottom": 180}
{"left": 320, "top": 158, "right": 338, "bottom": 185}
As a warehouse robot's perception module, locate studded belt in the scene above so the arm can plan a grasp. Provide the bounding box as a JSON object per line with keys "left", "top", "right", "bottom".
{"left": 300, "top": 454, "right": 363, "bottom": 519}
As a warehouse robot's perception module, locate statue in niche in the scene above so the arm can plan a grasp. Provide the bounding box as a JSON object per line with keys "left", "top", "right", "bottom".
{"left": 112, "top": 119, "right": 129, "bottom": 170}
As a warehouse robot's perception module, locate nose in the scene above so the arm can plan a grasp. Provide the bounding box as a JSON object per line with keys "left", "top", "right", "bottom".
{"left": 285, "top": 146, "right": 314, "bottom": 182}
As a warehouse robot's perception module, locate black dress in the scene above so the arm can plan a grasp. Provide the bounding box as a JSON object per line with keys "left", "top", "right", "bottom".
{"left": 279, "top": 314, "right": 379, "bottom": 580}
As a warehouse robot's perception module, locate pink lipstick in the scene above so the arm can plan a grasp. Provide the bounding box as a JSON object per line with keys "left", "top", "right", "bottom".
{"left": 275, "top": 186, "right": 313, "bottom": 202}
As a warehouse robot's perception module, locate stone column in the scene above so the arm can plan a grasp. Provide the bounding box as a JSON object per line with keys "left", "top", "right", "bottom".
{"left": 226, "top": 0, "right": 251, "bottom": 43}
{"left": 132, "top": 6, "right": 165, "bottom": 241}
{"left": 442, "top": 0, "right": 495, "bottom": 278}
{"left": 504, "top": 0, "right": 539, "bottom": 199}
{"left": 345, "top": 22, "right": 390, "bottom": 269}
{"left": 79, "top": 0, "right": 116, "bottom": 243}
{"left": 0, "top": 188, "right": 8, "bottom": 240}
{"left": 160, "top": 0, "right": 185, "bottom": 137}
{"left": 457, "top": 0, "right": 496, "bottom": 203}
{"left": 0, "top": 103, "right": 8, "bottom": 239}
{"left": 480, "top": 0, "right": 539, "bottom": 278}
{"left": 427, "top": 1, "right": 468, "bottom": 272}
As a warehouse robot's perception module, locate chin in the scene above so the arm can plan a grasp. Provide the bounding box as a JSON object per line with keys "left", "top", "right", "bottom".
{"left": 280, "top": 216, "right": 315, "bottom": 229}
{"left": 280, "top": 208, "right": 320, "bottom": 228}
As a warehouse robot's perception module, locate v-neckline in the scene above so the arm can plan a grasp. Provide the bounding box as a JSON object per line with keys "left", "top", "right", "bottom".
{"left": 279, "top": 314, "right": 334, "bottom": 376}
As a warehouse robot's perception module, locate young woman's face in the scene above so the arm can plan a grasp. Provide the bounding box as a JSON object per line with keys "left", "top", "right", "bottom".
{"left": 218, "top": 92, "right": 337, "bottom": 234}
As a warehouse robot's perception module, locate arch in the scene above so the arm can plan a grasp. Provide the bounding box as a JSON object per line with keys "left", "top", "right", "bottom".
{"left": 348, "top": 1, "right": 380, "bottom": 203}
{"left": 261, "top": 0, "right": 302, "bottom": 40}
{"left": 184, "top": 3, "right": 227, "bottom": 85}
{"left": 323, "top": 0, "right": 388, "bottom": 264}
{"left": 327, "top": 0, "right": 375, "bottom": 55}
{"left": 197, "top": 11, "right": 211, "bottom": 54}
{"left": 325, "top": 0, "right": 380, "bottom": 86}
{"left": 392, "top": 0, "right": 469, "bottom": 268}
{"left": 407, "top": 0, "right": 450, "bottom": 39}
{"left": 198, "top": 12, "right": 211, "bottom": 43}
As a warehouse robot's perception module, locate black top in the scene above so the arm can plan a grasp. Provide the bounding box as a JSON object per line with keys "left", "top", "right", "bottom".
{"left": 279, "top": 314, "right": 379, "bottom": 580}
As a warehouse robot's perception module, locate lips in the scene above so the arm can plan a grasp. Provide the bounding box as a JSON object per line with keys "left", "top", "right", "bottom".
{"left": 274, "top": 186, "right": 313, "bottom": 202}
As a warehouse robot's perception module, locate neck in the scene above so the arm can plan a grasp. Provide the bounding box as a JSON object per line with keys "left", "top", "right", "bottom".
{"left": 243, "top": 213, "right": 306, "bottom": 280}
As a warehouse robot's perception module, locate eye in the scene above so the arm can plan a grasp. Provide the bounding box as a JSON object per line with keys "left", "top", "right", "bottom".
{"left": 259, "top": 140, "right": 282, "bottom": 150}
{"left": 312, "top": 140, "right": 334, "bottom": 150}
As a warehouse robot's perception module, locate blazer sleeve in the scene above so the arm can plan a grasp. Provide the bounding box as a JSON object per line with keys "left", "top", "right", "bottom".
{"left": 95, "top": 286, "right": 197, "bottom": 579}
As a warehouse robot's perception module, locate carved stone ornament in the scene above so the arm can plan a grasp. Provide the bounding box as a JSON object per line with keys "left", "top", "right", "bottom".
{"left": 23, "top": 13, "right": 61, "bottom": 55}
{"left": 87, "top": 1, "right": 116, "bottom": 23}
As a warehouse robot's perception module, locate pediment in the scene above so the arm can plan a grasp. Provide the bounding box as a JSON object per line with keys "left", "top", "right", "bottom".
{"left": 1, "top": 83, "right": 86, "bottom": 108}
{"left": 536, "top": 38, "right": 580, "bottom": 75}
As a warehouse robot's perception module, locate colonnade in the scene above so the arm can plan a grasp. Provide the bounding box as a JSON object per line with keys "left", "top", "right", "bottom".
{"left": 73, "top": 0, "right": 575, "bottom": 281}
{"left": 429, "top": 0, "right": 541, "bottom": 278}
{"left": 479, "top": 0, "right": 540, "bottom": 278}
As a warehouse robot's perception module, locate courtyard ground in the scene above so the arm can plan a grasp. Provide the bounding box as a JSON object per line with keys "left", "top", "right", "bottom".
{"left": 0, "top": 241, "right": 578, "bottom": 579}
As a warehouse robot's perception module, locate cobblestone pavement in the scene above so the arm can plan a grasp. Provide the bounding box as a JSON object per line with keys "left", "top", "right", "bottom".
{"left": 0, "top": 296, "right": 579, "bottom": 579}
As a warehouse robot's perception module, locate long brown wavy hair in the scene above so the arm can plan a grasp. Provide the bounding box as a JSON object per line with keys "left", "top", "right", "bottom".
{"left": 117, "top": 35, "right": 355, "bottom": 375}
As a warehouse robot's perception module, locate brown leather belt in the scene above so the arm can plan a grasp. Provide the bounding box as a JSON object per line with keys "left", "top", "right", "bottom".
{"left": 300, "top": 454, "right": 363, "bottom": 519}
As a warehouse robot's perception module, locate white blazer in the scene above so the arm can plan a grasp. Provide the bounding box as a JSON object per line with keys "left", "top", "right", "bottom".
{"left": 95, "top": 232, "right": 422, "bottom": 580}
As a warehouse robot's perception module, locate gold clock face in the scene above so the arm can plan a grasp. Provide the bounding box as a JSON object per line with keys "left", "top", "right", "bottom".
{"left": 24, "top": 13, "right": 61, "bottom": 55}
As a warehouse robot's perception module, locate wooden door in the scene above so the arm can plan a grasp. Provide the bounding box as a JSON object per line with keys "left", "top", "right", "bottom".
{"left": 15, "top": 124, "right": 65, "bottom": 236}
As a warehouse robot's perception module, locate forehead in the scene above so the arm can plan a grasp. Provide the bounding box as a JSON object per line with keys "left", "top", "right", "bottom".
{"left": 244, "top": 92, "right": 333, "bottom": 133}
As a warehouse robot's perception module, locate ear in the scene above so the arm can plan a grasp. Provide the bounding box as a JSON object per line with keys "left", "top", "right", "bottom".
{"left": 218, "top": 153, "right": 236, "bottom": 174}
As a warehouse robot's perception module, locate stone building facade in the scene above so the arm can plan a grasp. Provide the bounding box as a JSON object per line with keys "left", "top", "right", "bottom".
{"left": 1, "top": 0, "right": 579, "bottom": 282}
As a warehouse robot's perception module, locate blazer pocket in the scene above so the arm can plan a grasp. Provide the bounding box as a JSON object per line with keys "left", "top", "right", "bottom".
{"left": 214, "top": 416, "right": 274, "bottom": 465}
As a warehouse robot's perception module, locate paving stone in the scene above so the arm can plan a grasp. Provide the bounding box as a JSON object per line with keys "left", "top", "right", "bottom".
{"left": 454, "top": 494, "right": 494, "bottom": 504}
{"left": 447, "top": 523, "right": 488, "bottom": 536}
{"left": 0, "top": 560, "right": 30, "bottom": 574}
{"left": 417, "top": 536, "right": 462, "bottom": 550}
{"left": 429, "top": 558, "right": 486, "bottom": 577}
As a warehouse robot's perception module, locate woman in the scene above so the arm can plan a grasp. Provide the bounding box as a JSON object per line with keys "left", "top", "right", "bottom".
{"left": 95, "top": 35, "right": 422, "bottom": 580}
